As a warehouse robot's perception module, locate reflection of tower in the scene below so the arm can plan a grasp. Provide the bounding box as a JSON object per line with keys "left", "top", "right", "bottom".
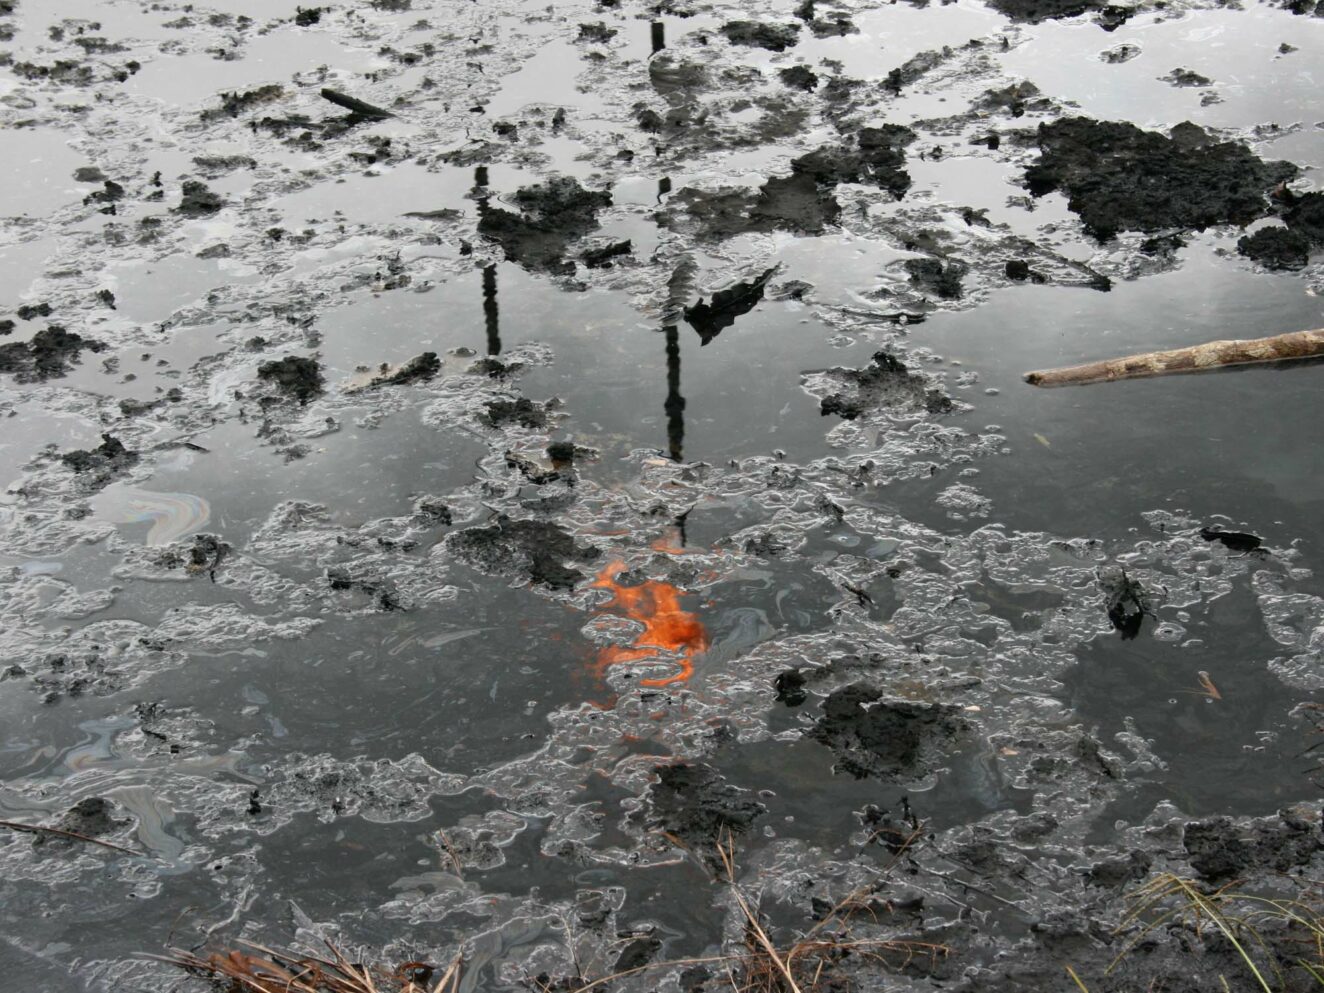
{"left": 483, "top": 264, "right": 500, "bottom": 357}
{"left": 663, "top": 325, "right": 684, "bottom": 462}
{"left": 658, "top": 177, "right": 684, "bottom": 462}
{"left": 473, "top": 166, "right": 501, "bottom": 356}
{"left": 651, "top": 20, "right": 665, "bottom": 54}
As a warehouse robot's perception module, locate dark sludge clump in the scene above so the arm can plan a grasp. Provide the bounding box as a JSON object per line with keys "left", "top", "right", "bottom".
{"left": 640, "top": 762, "right": 765, "bottom": 853}
{"left": 778, "top": 65, "right": 819, "bottom": 91}
{"left": 669, "top": 125, "right": 916, "bottom": 238}
{"left": 257, "top": 355, "right": 325, "bottom": 404}
{"left": 1237, "top": 227, "right": 1311, "bottom": 270}
{"left": 773, "top": 667, "right": 809, "bottom": 706}
{"left": 0, "top": 325, "right": 106, "bottom": 382}
{"left": 60, "top": 433, "right": 140, "bottom": 491}
{"left": 1239, "top": 191, "right": 1324, "bottom": 270}
{"left": 201, "top": 84, "right": 285, "bottom": 123}
{"left": 975, "top": 80, "right": 1053, "bottom": 117}
{"left": 443, "top": 515, "right": 599, "bottom": 589}
{"left": 29, "top": 797, "right": 129, "bottom": 852}
{"left": 809, "top": 684, "right": 966, "bottom": 781}
{"left": 326, "top": 567, "right": 403, "bottom": 611}
{"left": 187, "top": 534, "right": 229, "bottom": 576}
{"left": 1200, "top": 527, "right": 1263, "bottom": 553}
{"left": 818, "top": 350, "right": 954, "bottom": 420}
{"left": 477, "top": 176, "right": 612, "bottom": 275}
{"left": 1183, "top": 809, "right": 1323, "bottom": 883}
{"left": 16, "top": 301, "right": 52, "bottom": 320}
{"left": 1098, "top": 566, "right": 1150, "bottom": 639}
{"left": 1004, "top": 258, "right": 1046, "bottom": 282}
{"left": 580, "top": 239, "right": 631, "bottom": 269}
{"left": 1025, "top": 118, "right": 1296, "bottom": 241}
{"left": 577, "top": 21, "right": 617, "bottom": 43}
{"left": 985, "top": 0, "right": 1133, "bottom": 28}
{"left": 481, "top": 397, "right": 549, "bottom": 429}
{"left": 176, "top": 179, "right": 225, "bottom": 217}
{"left": 359, "top": 351, "right": 441, "bottom": 388}
{"left": 719, "top": 20, "right": 801, "bottom": 51}
{"left": 905, "top": 256, "right": 968, "bottom": 299}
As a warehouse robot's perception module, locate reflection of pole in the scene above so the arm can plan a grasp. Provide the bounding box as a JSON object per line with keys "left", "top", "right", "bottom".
{"left": 658, "top": 175, "right": 682, "bottom": 462}
{"left": 664, "top": 323, "right": 684, "bottom": 462}
{"left": 651, "top": 20, "right": 665, "bottom": 54}
{"left": 483, "top": 264, "right": 501, "bottom": 357}
{"left": 473, "top": 165, "right": 501, "bottom": 357}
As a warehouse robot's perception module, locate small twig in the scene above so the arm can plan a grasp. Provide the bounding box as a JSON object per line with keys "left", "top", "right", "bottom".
{"left": 914, "top": 864, "right": 1028, "bottom": 913}
{"left": 435, "top": 829, "right": 465, "bottom": 880}
{"left": 0, "top": 818, "right": 139, "bottom": 855}
{"left": 320, "top": 88, "right": 394, "bottom": 119}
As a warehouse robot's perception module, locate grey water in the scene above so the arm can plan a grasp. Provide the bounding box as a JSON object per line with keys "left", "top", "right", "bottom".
{"left": 0, "top": 0, "right": 1321, "bottom": 990}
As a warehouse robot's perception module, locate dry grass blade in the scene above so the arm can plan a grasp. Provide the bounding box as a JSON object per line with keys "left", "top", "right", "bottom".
{"left": 560, "top": 955, "right": 731, "bottom": 993}
{"left": 1065, "top": 964, "right": 1091, "bottom": 992}
{"left": 162, "top": 823, "right": 957, "bottom": 993}
{"left": 430, "top": 954, "right": 462, "bottom": 993}
{"left": 0, "top": 817, "right": 141, "bottom": 855}
{"left": 161, "top": 941, "right": 458, "bottom": 993}
{"left": 1163, "top": 876, "right": 1274, "bottom": 993}
{"left": 1299, "top": 958, "right": 1324, "bottom": 986}
{"left": 716, "top": 832, "right": 804, "bottom": 993}
{"left": 708, "top": 828, "right": 949, "bottom": 993}
{"left": 1105, "top": 873, "right": 1324, "bottom": 993}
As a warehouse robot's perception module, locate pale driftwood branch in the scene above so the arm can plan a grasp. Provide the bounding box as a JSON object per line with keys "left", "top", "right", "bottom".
{"left": 1024, "top": 328, "right": 1324, "bottom": 387}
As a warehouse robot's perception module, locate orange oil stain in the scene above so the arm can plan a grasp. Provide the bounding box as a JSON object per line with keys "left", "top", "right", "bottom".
{"left": 588, "top": 558, "right": 709, "bottom": 687}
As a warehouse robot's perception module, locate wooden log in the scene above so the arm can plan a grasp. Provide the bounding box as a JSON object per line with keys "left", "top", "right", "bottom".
{"left": 319, "top": 88, "right": 394, "bottom": 119}
{"left": 1024, "top": 327, "right": 1324, "bottom": 387}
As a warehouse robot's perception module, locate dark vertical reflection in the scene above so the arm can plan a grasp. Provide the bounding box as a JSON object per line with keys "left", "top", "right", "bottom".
{"left": 651, "top": 20, "right": 665, "bottom": 54}
{"left": 658, "top": 175, "right": 683, "bottom": 462}
{"left": 483, "top": 264, "right": 501, "bottom": 357}
{"left": 664, "top": 323, "right": 685, "bottom": 462}
{"left": 473, "top": 165, "right": 501, "bottom": 357}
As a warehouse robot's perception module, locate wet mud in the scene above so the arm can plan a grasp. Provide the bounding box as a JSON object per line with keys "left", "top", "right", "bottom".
{"left": 1025, "top": 117, "right": 1297, "bottom": 241}
{"left": 0, "top": 0, "right": 1322, "bottom": 990}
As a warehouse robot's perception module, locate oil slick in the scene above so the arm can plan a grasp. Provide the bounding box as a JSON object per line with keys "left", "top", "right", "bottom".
{"left": 91, "top": 486, "right": 211, "bottom": 545}
{"left": 587, "top": 558, "right": 709, "bottom": 687}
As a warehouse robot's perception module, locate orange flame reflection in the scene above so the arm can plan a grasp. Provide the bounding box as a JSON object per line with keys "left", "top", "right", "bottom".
{"left": 588, "top": 559, "right": 709, "bottom": 687}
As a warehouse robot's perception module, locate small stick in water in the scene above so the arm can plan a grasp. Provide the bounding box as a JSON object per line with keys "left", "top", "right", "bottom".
{"left": 0, "top": 818, "right": 139, "bottom": 855}
{"left": 319, "top": 88, "right": 394, "bottom": 119}
{"left": 1024, "top": 327, "right": 1324, "bottom": 387}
